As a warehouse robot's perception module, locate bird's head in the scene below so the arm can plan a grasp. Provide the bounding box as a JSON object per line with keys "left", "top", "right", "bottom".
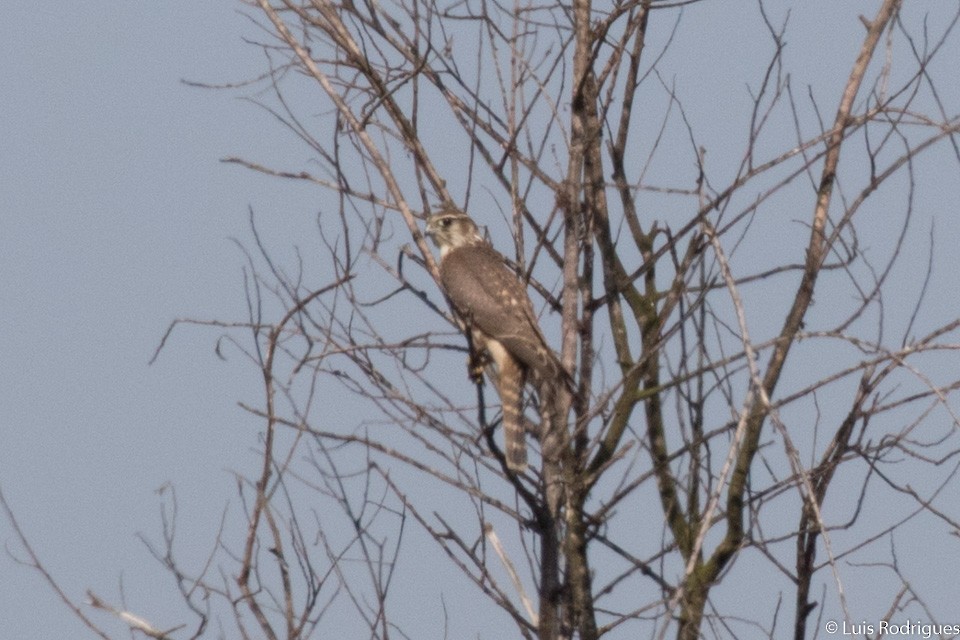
{"left": 425, "top": 209, "right": 483, "bottom": 257}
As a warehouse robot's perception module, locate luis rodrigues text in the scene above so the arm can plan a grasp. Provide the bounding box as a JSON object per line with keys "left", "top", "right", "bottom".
{"left": 836, "top": 620, "right": 960, "bottom": 637}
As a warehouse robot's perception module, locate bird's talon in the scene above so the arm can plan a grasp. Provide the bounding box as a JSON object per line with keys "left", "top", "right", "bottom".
{"left": 468, "top": 352, "right": 489, "bottom": 383}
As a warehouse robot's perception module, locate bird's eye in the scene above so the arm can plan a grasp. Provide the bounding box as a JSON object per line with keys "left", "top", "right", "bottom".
{"left": 440, "top": 217, "right": 452, "bottom": 228}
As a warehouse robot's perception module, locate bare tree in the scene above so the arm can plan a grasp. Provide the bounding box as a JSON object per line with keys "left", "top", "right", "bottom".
{"left": 8, "top": 1, "right": 960, "bottom": 639}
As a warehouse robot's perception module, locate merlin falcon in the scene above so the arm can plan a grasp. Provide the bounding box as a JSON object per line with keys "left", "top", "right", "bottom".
{"left": 426, "top": 208, "right": 561, "bottom": 472}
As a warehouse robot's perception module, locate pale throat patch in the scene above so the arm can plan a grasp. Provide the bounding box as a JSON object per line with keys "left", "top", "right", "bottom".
{"left": 438, "top": 226, "right": 483, "bottom": 257}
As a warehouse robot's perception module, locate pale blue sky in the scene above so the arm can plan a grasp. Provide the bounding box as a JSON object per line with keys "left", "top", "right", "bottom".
{"left": 2, "top": 2, "right": 959, "bottom": 639}
{"left": 0, "top": 3, "right": 300, "bottom": 636}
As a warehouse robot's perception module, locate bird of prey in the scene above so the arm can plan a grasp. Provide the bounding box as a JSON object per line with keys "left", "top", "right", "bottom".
{"left": 426, "top": 207, "right": 562, "bottom": 471}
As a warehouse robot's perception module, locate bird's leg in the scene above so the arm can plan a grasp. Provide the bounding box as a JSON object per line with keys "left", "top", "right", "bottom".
{"left": 466, "top": 326, "right": 490, "bottom": 384}
{"left": 468, "top": 347, "right": 491, "bottom": 384}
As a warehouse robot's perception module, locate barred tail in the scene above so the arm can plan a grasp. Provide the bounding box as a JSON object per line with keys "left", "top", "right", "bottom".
{"left": 497, "top": 355, "right": 528, "bottom": 472}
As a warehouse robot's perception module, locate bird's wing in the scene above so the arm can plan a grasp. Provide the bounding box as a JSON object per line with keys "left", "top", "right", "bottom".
{"left": 441, "top": 245, "right": 558, "bottom": 377}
